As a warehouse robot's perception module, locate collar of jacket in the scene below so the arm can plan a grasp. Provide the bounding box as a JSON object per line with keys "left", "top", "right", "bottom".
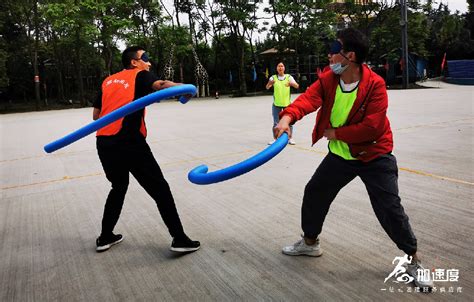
{"left": 320, "top": 64, "right": 375, "bottom": 124}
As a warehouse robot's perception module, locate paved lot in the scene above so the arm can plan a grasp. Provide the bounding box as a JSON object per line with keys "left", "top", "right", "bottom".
{"left": 1, "top": 80, "right": 473, "bottom": 301}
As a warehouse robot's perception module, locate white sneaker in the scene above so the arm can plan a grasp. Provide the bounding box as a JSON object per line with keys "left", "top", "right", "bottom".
{"left": 282, "top": 236, "right": 323, "bottom": 257}
{"left": 288, "top": 139, "right": 296, "bottom": 145}
{"left": 405, "top": 261, "right": 434, "bottom": 289}
{"left": 268, "top": 140, "right": 276, "bottom": 145}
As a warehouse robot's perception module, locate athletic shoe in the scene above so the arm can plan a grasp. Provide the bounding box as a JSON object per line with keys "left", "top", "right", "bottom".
{"left": 405, "top": 260, "right": 434, "bottom": 289}
{"left": 288, "top": 139, "right": 296, "bottom": 145}
{"left": 282, "top": 235, "right": 322, "bottom": 256}
{"left": 170, "top": 235, "right": 200, "bottom": 253}
{"left": 268, "top": 140, "right": 276, "bottom": 145}
{"left": 96, "top": 233, "right": 123, "bottom": 252}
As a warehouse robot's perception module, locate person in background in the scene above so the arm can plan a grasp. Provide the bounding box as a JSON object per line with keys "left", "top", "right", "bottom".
{"left": 266, "top": 62, "right": 299, "bottom": 145}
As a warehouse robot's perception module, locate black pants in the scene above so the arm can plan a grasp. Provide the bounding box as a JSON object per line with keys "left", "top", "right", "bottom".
{"left": 97, "top": 139, "right": 185, "bottom": 238}
{"left": 302, "top": 152, "right": 417, "bottom": 255}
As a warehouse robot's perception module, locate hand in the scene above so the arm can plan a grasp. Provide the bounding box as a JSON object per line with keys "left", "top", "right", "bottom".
{"left": 92, "top": 108, "right": 100, "bottom": 120}
{"left": 273, "top": 115, "right": 292, "bottom": 139}
{"left": 266, "top": 80, "right": 274, "bottom": 90}
{"left": 153, "top": 80, "right": 180, "bottom": 90}
{"left": 285, "top": 82, "right": 291, "bottom": 87}
{"left": 323, "top": 128, "right": 337, "bottom": 140}
{"left": 178, "top": 93, "right": 193, "bottom": 103}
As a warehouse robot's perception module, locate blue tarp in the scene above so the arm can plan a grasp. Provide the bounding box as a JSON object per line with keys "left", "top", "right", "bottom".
{"left": 447, "top": 60, "right": 474, "bottom": 78}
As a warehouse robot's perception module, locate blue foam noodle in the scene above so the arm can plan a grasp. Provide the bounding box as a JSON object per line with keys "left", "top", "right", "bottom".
{"left": 188, "top": 133, "right": 288, "bottom": 185}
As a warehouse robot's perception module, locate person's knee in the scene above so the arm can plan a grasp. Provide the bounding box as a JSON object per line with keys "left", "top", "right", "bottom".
{"left": 303, "top": 182, "right": 323, "bottom": 201}
{"left": 304, "top": 182, "right": 315, "bottom": 195}
{"left": 304, "top": 175, "right": 328, "bottom": 193}
{"left": 111, "top": 181, "right": 129, "bottom": 195}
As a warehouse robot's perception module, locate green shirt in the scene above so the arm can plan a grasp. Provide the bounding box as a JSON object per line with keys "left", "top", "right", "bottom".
{"left": 273, "top": 74, "right": 291, "bottom": 107}
{"left": 329, "top": 84, "right": 359, "bottom": 160}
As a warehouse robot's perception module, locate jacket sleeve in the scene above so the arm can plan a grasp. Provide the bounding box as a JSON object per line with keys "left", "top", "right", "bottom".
{"left": 335, "top": 79, "right": 388, "bottom": 144}
{"left": 279, "top": 79, "right": 324, "bottom": 124}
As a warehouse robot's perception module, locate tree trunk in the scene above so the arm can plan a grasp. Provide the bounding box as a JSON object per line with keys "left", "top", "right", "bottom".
{"left": 33, "top": 0, "right": 41, "bottom": 109}
{"left": 51, "top": 33, "right": 65, "bottom": 101}
{"left": 295, "top": 43, "right": 300, "bottom": 92}
{"left": 214, "top": 47, "right": 219, "bottom": 94}
{"left": 73, "top": 0, "right": 85, "bottom": 106}
{"left": 188, "top": 13, "right": 195, "bottom": 43}
{"left": 75, "top": 29, "right": 85, "bottom": 106}
{"left": 238, "top": 41, "right": 247, "bottom": 95}
{"left": 174, "top": 0, "right": 181, "bottom": 27}
{"left": 101, "top": 13, "right": 112, "bottom": 76}
{"left": 103, "top": 42, "right": 112, "bottom": 76}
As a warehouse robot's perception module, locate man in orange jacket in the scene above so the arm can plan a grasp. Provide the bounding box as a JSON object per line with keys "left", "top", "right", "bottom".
{"left": 92, "top": 46, "right": 199, "bottom": 253}
{"left": 274, "top": 28, "right": 433, "bottom": 289}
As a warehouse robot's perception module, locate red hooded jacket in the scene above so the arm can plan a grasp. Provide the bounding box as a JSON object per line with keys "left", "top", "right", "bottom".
{"left": 280, "top": 65, "right": 393, "bottom": 162}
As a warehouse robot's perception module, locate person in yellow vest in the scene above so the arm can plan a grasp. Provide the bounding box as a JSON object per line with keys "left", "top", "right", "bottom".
{"left": 92, "top": 46, "right": 200, "bottom": 253}
{"left": 266, "top": 62, "right": 299, "bottom": 145}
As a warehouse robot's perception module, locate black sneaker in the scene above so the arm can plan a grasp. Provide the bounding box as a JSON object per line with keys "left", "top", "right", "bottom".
{"left": 170, "top": 235, "right": 200, "bottom": 253}
{"left": 96, "top": 233, "right": 123, "bottom": 252}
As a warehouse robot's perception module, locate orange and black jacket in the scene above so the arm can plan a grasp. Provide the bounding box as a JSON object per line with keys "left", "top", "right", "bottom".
{"left": 97, "top": 69, "right": 147, "bottom": 138}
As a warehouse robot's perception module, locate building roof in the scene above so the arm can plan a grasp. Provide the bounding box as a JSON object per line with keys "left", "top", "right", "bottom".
{"left": 259, "top": 47, "right": 296, "bottom": 56}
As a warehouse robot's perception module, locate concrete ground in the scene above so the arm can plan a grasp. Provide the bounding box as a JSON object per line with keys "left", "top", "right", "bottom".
{"left": 1, "top": 80, "right": 473, "bottom": 301}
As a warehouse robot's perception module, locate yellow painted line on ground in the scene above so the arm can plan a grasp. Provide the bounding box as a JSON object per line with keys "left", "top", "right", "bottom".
{"left": 159, "top": 149, "right": 255, "bottom": 167}
{"left": 0, "top": 149, "right": 93, "bottom": 164}
{"left": 394, "top": 117, "right": 472, "bottom": 131}
{"left": 292, "top": 145, "right": 327, "bottom": 155}
{"left": 1, "top": 172, "right": 103, "bottom": 190}
{"left": 2, "top": 144, "right": 472, "bottom": 190}
{"left": 1, "top": 154, "right": 56, "bottom": 163}
{"left": 292, "top": 144, "right": 474, "bottom": 186}
{"left": 3, "top": 118, "right": 471, "bottom": 164}
{"left": 0, "top": 149, "right": 255, "bottom": 190}
{"left": 0, "top": 137, "right": 243, "bottom": 164}
{"left": 398, "top": 167, "right": 473, "bottom": 186}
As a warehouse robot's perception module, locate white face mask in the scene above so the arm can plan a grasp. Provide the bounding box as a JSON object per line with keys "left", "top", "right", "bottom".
{"left": 329, "top": 62, "right": 349, "bottom": 75}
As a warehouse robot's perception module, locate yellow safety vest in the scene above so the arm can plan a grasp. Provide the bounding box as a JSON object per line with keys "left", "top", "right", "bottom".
{"left": 273, "top": 74, "right": 291, "bottom": 107}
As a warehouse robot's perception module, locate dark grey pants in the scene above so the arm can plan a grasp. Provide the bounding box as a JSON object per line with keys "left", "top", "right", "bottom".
{"left": 302, "top": 152, "right": 417, "bottom": 255}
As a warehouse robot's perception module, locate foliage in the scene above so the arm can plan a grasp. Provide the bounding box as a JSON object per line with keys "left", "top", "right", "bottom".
{"left": 1, "top": 0, "right": 472, "bottom": 106}
{"left": 265, "top": 0, "right": 336, "bottom": 63}
{"left": 0, "top": 6, "right": 10, "bottom": 89}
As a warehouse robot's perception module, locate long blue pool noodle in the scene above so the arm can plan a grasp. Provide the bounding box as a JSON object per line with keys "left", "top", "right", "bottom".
{"left": 188, "top": 133, "right": 288, "bottom": 185}
{"left": 44, "top": 84, "right": 196, "bottom": 153}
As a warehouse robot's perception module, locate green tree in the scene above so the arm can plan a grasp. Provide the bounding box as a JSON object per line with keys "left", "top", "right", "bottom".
{"left": 264, "top": 0, "right": 336, "bottom": 71}
{"left": 44, "top": 0, "right": 97, "bottom": 106}
{"left": 0, "top": 6, "right": 10, "bottom": 91}
{"left": 3, "top": 0, "right": 48, "bottom": 104}
{"left": 337, "top": 2, "right": 429, "bottom": 67}
{"left": 212, "top": 0, "right": 260, "bottom": 95}
{"left": 154, "top": 25, "right": 193, "bottom": 83}
{"left": 93, "top": 0, "right": 134, "bottom": 75}
{"left": 425, "top": 2, "right": 473, "bottom": 74}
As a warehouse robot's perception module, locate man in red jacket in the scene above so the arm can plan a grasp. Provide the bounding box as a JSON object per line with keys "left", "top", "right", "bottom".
{"left": 274, "top": 28, "right": 433, "bottom": 289}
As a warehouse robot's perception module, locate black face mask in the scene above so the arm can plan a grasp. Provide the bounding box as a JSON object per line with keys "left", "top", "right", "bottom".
{"left": 140, "top": 53, "right": 150, "bottom": 62}
{"left": 134, "top": 52, "right": 150, "bottom": 62}
{"left": 329, "top": 40, "right": 343, "bottom": 55}
{"left": 329, "top": 40, "right": 358, "bottom": 64}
